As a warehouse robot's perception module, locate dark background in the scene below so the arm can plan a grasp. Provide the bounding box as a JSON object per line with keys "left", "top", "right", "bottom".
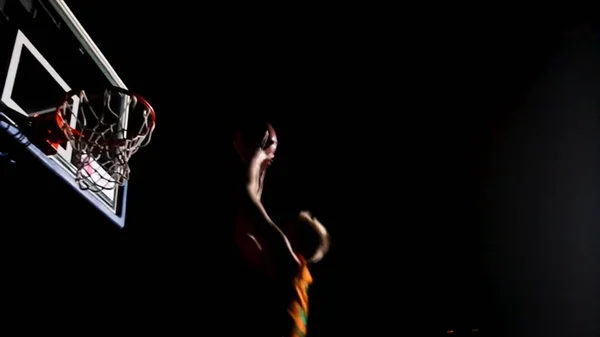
{"left": 2, "top": 2, "right": 600, "bottom": 336}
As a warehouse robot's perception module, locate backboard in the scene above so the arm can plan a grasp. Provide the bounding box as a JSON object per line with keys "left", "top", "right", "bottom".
{"left": 0, "top": 0, "right": 129, "bottom": 227}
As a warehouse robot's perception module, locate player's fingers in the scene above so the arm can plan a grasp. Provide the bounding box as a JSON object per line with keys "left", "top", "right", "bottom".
{"left": 298, "top": 211, "right": 330, "bottom": 263}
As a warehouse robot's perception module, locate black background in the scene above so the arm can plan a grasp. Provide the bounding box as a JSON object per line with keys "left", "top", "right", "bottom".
{"left": 1, "top": 1, "right": 600, "bottom": 336}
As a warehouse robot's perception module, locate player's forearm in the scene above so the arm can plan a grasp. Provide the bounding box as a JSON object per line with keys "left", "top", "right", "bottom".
{"left": 256, "top": 168, "right": 266, "bottom": 199}
{"left": 243, "top": 189, "right": 300, "bottom": 267}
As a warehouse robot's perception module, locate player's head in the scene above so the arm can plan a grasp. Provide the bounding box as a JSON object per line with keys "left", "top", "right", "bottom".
{"left": 233, "top": 119, "right": 278, "bottom": 164}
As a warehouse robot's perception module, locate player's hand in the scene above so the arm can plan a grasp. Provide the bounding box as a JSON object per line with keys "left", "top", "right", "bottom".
{"left": 284, "top": 211, "right": 330, "bottom": 263}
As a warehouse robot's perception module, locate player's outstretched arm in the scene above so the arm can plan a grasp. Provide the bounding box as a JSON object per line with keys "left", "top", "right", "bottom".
{"left": 236, "top": 188, "right": 300, "bottom": 278}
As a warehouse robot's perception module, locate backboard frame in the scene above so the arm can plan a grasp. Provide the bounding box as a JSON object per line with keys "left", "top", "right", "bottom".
{"left": 0, "top": 119, "right": 129, "bottom": 226}
{"left": 0, "top": 0, "right": 131, "bottom": 227}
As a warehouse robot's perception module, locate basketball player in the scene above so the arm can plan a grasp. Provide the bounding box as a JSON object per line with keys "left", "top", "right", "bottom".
{"left": 230, "top": 119, "right": 329, "bottom": 336}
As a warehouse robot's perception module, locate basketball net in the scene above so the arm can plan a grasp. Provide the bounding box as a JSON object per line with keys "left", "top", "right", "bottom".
{"left": 56, "top": 87, "right": 156, "bottom": 192}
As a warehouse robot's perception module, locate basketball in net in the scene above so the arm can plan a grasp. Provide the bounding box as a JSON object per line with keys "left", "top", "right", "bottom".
{"left": 55, "top": 87, "right": 156, "bottom": 192}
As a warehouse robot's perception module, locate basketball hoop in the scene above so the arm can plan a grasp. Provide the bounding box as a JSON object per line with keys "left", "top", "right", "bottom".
{"left": 55, "top": 87, "right": 156, "bottom": 192}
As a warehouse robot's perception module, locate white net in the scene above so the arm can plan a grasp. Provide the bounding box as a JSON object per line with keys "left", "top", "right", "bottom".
{"left": 56, "top": 87, "right": 155, "bottom": 192}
